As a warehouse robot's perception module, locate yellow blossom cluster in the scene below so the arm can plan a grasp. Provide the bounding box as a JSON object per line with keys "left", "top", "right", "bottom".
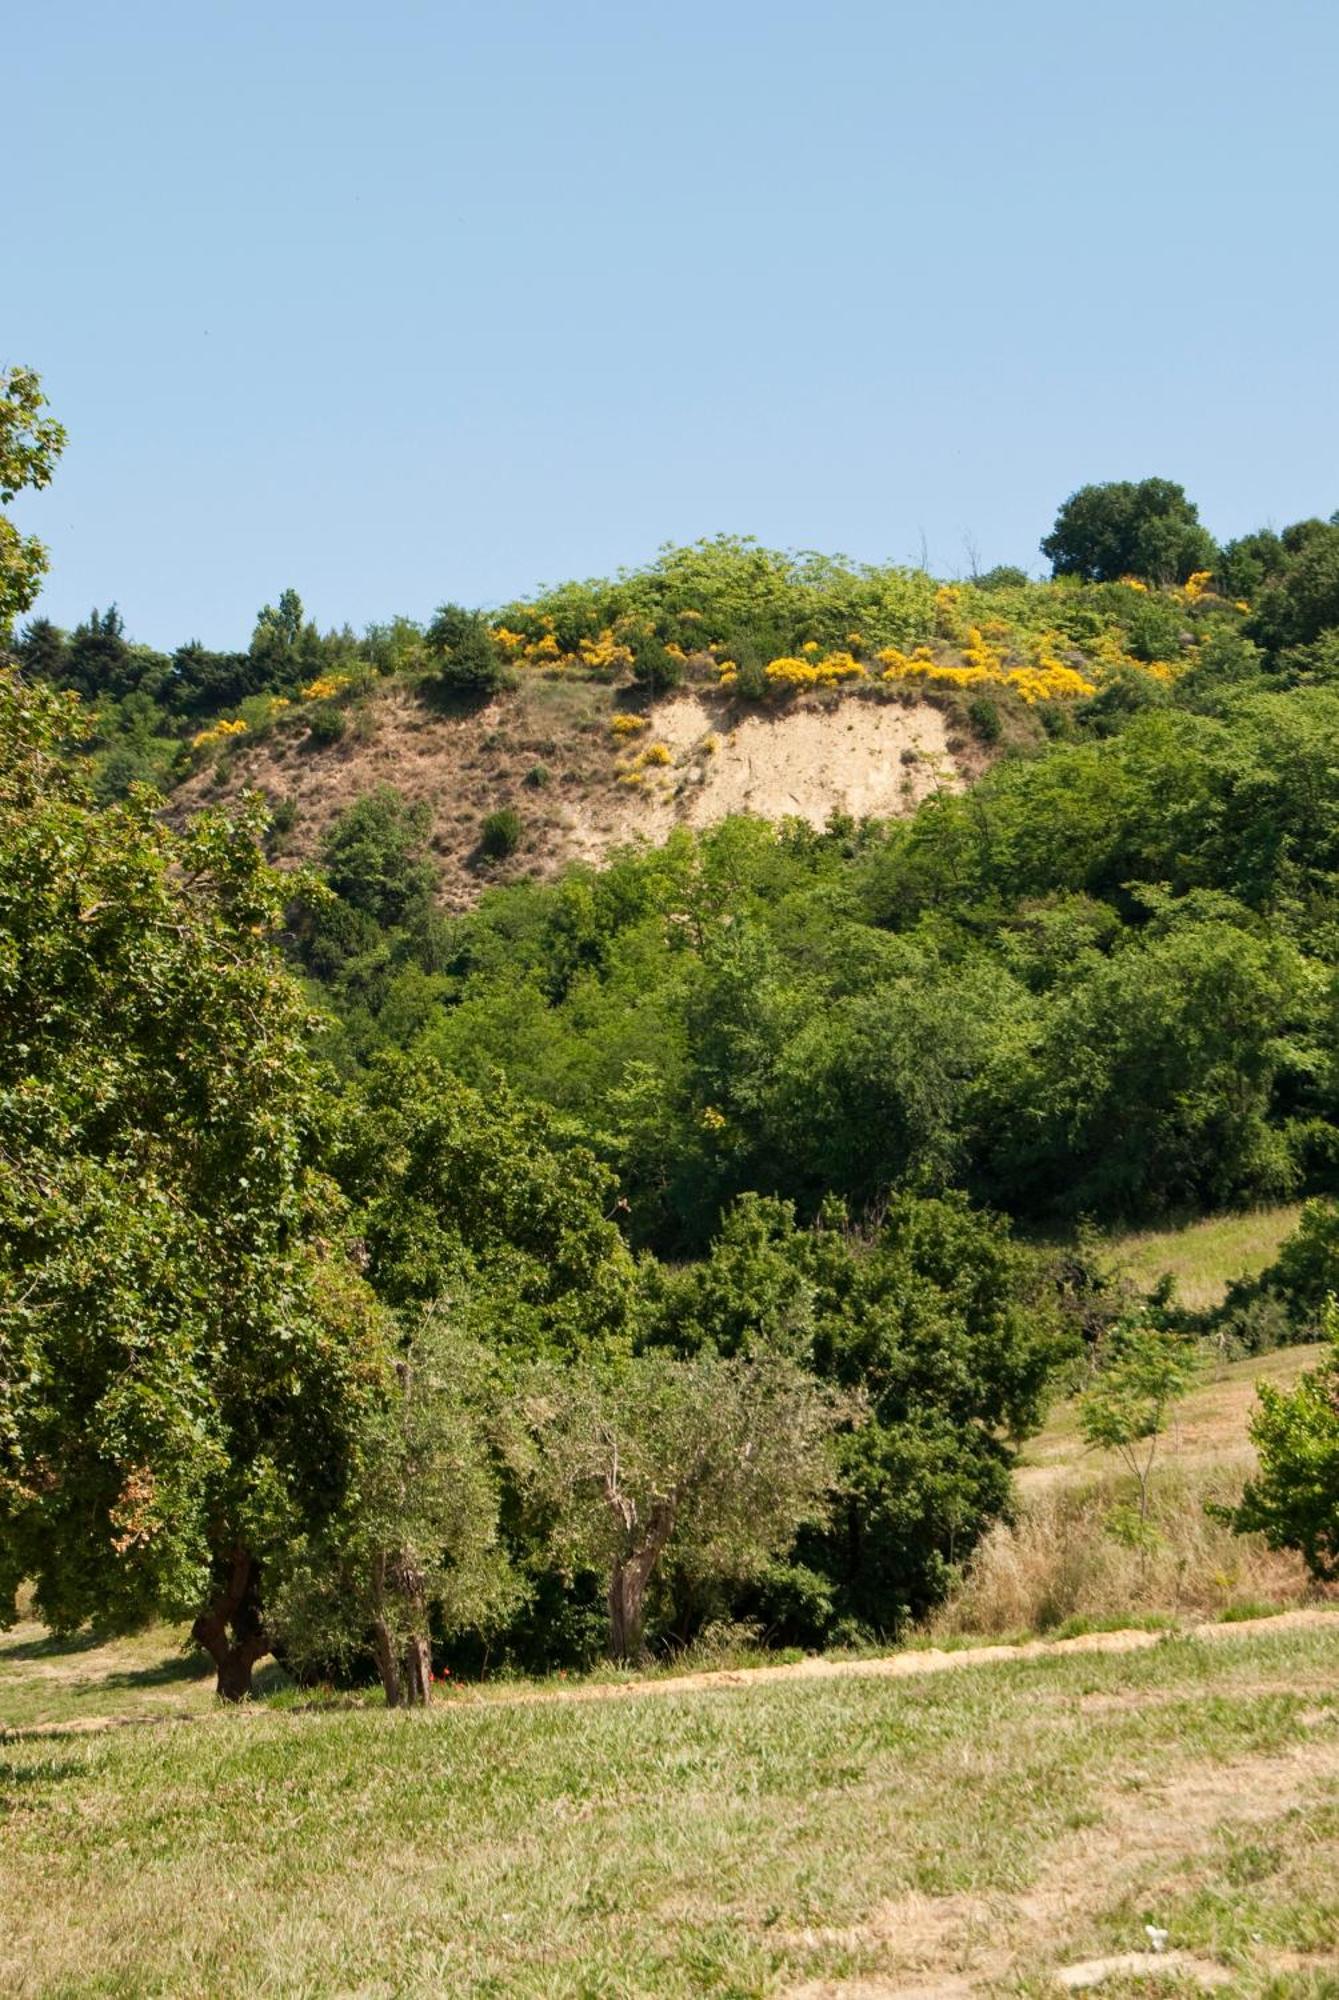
{"left": 500, "top": 621, "right": 635, "bottom": 675}
{"left": 876, "top": 635, "right": 1096, "bottom": 704}
{"left": 1180, "top": 570, "right": 1214, "bottom": 603}
{"left": 609, "top": 713, "right": 648, "bottom": 737}
{"left": 578, "top": 630, "right": 636, "bottom": 673}
{"left": 300, "top": 674, "right": 352, "bottom": 701}
{"left": 743, "top": 656, "right": 871, "bottom": 696}
{"left": 640, "top": 741, "right": 672, "bottom": 766}
{"left": 191, "top": 717, "right": 249, "bottom": 750}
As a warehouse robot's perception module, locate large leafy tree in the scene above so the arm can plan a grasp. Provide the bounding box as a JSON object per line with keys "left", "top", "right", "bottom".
{"left": 1041, "top": 478, "right": 1216, "bottom": 585}
{"left": 0, "top": 366, "right": 66, "bottom": 637}
{"left": 0, "top": 670, "right": 391, "bottom": 1696}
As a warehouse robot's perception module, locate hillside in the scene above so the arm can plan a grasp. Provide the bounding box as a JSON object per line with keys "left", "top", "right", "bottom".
{"left": 173, "top": 676, "right": 971, "bottom": 906}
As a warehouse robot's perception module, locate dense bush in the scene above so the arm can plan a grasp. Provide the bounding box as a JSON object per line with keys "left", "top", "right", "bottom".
{"left": 480, "top": 805, "right": 522, "bottom": 857}
{"left": 427, "top": 602, "right": 508, "bottom": 695}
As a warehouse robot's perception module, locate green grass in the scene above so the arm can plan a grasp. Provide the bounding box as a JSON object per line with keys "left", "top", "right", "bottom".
{"left": 2, "top": 1619, "right": 1337, "bottom": 1995}
{"left": 1100, "top": 1204, "right": 1303, "bottom": 1311}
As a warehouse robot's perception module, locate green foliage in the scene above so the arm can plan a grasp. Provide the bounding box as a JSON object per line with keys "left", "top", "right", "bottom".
{"left": 1041, "top": 478, "right": 1217, "bottom": 585}
{"left": 1241, "top": 1198, "right": 1339, "bottom": 1334}
{"left": 272, "top": 1310, "right": 515, "bottom": 1705}
{"left": 336, "top": 1054, "right": 636, "bottom": 1350}
{"left": 1078, "top": 1318, "right": 1198, "bottom": 1524}
{"left": 427, "top": 602, "right": 508, "bottom": 695}
{"left": 321, "top": 786, "right": 435, "bottom": 929}
{"left": 0, "top": 668, "right": 390, "bottom": 1692}
{"left": 481, "top": 805, "right": 522, "bottom": 858}
{"left": 1248, "top": 519, "right": 1339, "bottom": 654}
{"left": 1229, "top": 1298, "right": 1339, "bottom": 1578}
{"left": 515, "top": 1346, "right": 837, "bottom": 1659}
{"left": 0, "top": 366, "right": 66, "bottom": 636}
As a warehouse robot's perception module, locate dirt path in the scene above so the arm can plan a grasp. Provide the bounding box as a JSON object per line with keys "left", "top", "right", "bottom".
{"left": 463, "top": 1605, "right": 1336, "bottom": 1710}
{"left": 6, "top": 1607, "right": 1334, "bottom": 1742}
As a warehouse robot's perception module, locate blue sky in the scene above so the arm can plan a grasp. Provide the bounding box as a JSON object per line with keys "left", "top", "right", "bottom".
{"left": 9, "top": 0, "right": 1339, "bottom": 648}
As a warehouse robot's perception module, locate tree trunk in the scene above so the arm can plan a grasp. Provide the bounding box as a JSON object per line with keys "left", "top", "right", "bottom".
{"left": 403, "top": 1630, "right": 433, "bottom": 1707}
{"left": 371, "top": 1618, "right": 402, "bottom": 1708}
{"left": 606, "top": 1501, "right": 676, "bottom": 1664}
{"left": 608, "top": 1560, "right": 647, "bottom": 1664}
{"left": 192, "top": 1548, "right": 270, "bottom": 1702}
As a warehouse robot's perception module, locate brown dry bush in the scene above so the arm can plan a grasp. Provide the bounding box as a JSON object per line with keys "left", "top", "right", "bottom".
{"left": 935, "top": 1465, "right": 1318, "bottom": 1637}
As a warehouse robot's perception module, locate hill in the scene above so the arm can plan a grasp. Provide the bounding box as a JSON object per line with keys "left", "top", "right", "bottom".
{"left": 173, "top": 676, "right": 971, "bottom": 907}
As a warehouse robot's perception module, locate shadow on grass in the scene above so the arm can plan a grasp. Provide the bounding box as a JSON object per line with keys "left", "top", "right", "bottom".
{"left": 3, "top": 1628, "right": 110, "bottom": 1662}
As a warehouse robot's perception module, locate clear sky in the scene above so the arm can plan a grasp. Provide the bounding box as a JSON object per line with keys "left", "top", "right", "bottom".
{"left": 9, "top": 0, "right": 1339, "bottom": 649}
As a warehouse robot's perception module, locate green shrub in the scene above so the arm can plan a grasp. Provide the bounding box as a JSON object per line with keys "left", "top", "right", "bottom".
{"left": 1124, "top": 595, "right": 1186, "bottom": 663}
{"left": 304, "top": 702, "right": 347, "bottom": 747}
{"left": 427, "top": 604, "right": 508, "bottom": 696}
{"left": 966, "top": 695, "right": 1002, "bottom": 744}
{"left": 480, "top": 807, "right": 522, "bottom": 859}
{"left": 631, "top": 633, "right": 684, "bottom": 696}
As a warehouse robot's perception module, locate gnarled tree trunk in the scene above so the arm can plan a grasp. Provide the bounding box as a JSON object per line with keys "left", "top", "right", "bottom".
{"left": 605, "top": 1498, "right": 676, "bottom": 1663}
{"left": 192, "top": 1547, "right": 270, "bottom": 1702}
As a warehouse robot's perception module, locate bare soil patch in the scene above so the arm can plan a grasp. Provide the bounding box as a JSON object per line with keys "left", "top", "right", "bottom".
{"left": 174, "top": 680, "right": 961, "bottom": 907}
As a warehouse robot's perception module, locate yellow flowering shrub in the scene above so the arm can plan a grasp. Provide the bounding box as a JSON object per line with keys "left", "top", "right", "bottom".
{"left": 610, "top": 713, "right": 648, "bottom": 737}
{"left": 641, "top": 742, "right": 672, "bottom": 767}
{"left": 765, "top": 650, "right": 868, "bottom": 688}
{"left": 300, "top": 674, "right": 352, "bottom": 701}
{"left": 1181, "top": 570, "right": 1214, "bottom": 603}
{"left": 191, "top": 717, "right": 249, "bottom": 750}
{"left": 578, "top": 630, "right": 635, "bottom": 674}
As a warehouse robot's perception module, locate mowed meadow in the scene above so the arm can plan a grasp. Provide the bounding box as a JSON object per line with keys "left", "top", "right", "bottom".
{"left": 3, "top": 1616, "right": 1338, "bottom": 1997}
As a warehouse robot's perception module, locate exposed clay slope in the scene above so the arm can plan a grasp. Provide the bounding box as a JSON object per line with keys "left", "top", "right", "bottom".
{"left": 175, "top": 677, "right": 966, "bottom": 906}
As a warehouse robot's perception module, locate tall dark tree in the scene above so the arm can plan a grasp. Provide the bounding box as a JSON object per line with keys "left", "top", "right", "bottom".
{"left": 1041, "top": 478, "right": 1217, "bottom": 585}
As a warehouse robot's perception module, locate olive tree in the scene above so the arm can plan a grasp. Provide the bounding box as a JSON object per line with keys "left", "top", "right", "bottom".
{"left": 271, "top": 1311, "right": 515, "bottom": 1707}
{"left": 517, "top": 1348, "right": 838, "bottom": 1661}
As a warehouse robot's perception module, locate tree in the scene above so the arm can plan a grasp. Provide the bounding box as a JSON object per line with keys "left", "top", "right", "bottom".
{"left": 1078, "top": 1318, "right": 1197, "bottom": 1529}
{"left": 1225, "top": 1295, "right": 1339, "bottom": 1580}
{"left": 272, "top": 1311, "right": 514, "bottom": 1706}
{"left": 518, "top": 1348, "right": 837, "bottom": 1660}
{"left": 1247, "top": 520, "right": 1339, "bottom": 654}
{"left": 0, "top": 668, "right": 391, "bottom": 1698}
{"left": 320, "top": 785, "right": 436, "bottom": 929}
{"left": 1041, "top": 479, "right": 1217, "bottom": 585}
{"left": 63, "top": 605, "right": 133, "bottom": 699}
{"left": 337, "top": 1053, "right": 637, "bottom": 1350}
{"left": 13, "top": 617, "right": 69, "bottom": 685}
{"left": 0, "top": 366, "right": 66, "bottom": 637}
{"left": 426, "top": 603, "right": 508, "bottom": 695}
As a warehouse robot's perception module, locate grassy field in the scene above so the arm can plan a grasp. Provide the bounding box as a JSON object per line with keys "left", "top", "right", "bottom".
{"left": 3, "top": 1616, "right": 1338, "bottom": 1996}
{"left": 1018, "top": 1342, "right": 1318, "bottom": 1491}
{"left": 1098, "top": 1205, "right": 1303, "bottom": 1312}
